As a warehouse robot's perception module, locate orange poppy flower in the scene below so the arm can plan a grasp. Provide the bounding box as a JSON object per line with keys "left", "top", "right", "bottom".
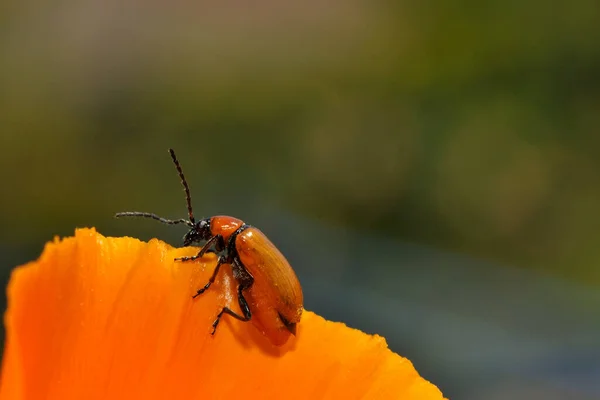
{"left": 0, "top": 228, "right": 446, "bottom": 399}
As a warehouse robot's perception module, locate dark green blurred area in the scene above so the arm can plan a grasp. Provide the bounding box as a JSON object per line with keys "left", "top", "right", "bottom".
{"left": 1, "top": 1, "right": 600, "bottom": 284}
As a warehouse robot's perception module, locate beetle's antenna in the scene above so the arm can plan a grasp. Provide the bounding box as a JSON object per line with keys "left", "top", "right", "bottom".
{"left": 168, "top": 148, "right": 196, "bottom": 224}
{"left": 114, "top": 212, "right": 194, "bottom": 227}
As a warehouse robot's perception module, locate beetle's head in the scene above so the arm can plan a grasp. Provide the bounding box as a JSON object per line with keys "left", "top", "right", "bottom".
{"left": 183, "top": 218, "right": 212, "bottom": 246}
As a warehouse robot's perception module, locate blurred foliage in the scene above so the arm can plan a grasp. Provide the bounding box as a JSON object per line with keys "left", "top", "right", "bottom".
{"left": 1, "top": 0, "right": 600, "bottom": 283}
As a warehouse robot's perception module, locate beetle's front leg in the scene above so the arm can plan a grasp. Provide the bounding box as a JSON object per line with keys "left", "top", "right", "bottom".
{"left": 174, "top": 234, "right": 225, "bottom": 262}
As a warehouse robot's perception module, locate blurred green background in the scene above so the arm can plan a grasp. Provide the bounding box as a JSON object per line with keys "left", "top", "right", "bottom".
{"left": 2, "top": 1, "right": 600, "bottom": 283}
{"left": 1, "top": 1, "right": 600, "bottom": 399}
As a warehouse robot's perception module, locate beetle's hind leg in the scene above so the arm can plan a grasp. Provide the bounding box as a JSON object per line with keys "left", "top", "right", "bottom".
{"left": 211, "top": 265, "right": 254, "bottom": 335}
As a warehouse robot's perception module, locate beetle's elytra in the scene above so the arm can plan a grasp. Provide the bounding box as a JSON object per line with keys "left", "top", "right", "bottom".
{"left": 115, "top": 149, "right": 303, "bottom": 346}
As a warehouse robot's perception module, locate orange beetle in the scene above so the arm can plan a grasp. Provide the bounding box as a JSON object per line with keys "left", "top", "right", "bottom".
{"left": 115, "top": 149, "right": 303, "bottom": 346}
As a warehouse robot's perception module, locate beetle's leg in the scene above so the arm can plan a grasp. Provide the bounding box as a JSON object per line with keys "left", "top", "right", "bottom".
{"left": 202, "top": 235, "right": 225, "bottom": 255}
{"left": 214, "top": 235, "right": 225, "bottom": 252}
{"left": 174, "top": 234, "right": 224, "bottom": 262}
{"left": 192, "top": 255, "right": 227, "bottom": 298}
{"left": 211, "top": 267, "right": 254, "bottom": 335}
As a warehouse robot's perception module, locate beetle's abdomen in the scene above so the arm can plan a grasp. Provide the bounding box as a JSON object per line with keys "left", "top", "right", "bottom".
{"left": 235, "top": 227, "right": 304, "bottom": 344}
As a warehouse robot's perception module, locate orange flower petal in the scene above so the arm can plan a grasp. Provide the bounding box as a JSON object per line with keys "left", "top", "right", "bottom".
{"left": 0, "top": 228, "right": 445, "bottom": 399}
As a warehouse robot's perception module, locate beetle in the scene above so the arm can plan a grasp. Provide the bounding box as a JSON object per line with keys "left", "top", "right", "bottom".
{"left": 115, "top": 148, "right": 303, "bottom": 346}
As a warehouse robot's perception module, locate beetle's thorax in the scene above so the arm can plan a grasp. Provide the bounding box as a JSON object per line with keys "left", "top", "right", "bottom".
{"left": 209, "top": 215, "right": 245, "bottom": 242}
